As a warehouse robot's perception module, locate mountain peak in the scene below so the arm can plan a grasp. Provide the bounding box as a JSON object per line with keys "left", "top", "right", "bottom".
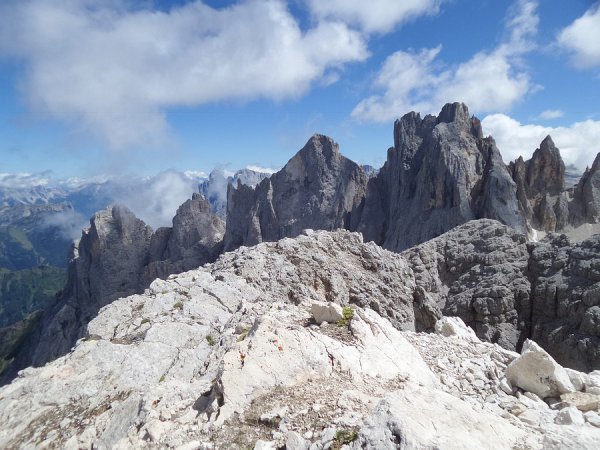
{"left": 437, "top": 102, "right": 471, "bottom": 125}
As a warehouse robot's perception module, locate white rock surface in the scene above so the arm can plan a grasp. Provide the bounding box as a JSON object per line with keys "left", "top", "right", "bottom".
{"left": 506, "top": 339, "right": 575, "bottom": 398}
{"left": 434, "top": 316, "right": 478, "bottom": 340}
{"left": 310, "top": 301, "right": 343, "bottom": 325}
{"left": 555, "top": 406, "right": 585, "bottom": 425}
{"left": 1, "top": 230, "right": 600, "bottom": 449}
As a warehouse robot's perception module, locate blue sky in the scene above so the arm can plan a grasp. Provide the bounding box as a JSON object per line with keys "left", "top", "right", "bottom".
{"left": 0, "top": 0, "right": 599, "bottom": 180}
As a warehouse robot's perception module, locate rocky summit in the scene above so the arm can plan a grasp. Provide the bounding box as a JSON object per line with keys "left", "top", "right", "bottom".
{"left": 2, "top": 229, "right": 600, "bottom": 449}
{"left": 3, "top": 102, "right": 600, "bottom": 448}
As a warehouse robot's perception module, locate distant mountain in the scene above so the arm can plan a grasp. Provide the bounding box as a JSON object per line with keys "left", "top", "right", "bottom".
{"left": 198, "top": 167, "right": 273, "bottom": 218}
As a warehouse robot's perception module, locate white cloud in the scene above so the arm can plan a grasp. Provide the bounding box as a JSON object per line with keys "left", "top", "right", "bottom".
{"left": 0, "top": 172, "right": 52, "bottom": 189}
{"left": 0, "top": 0, "right": 368, "bottom": 149}
{"left": 111, "top": 170, "right": 199, "bottom": 229}
{"left": 245, "top": 165, "right": 278, "bottom": 174}
{"left": 352, "top": 0, "right": 539, "bottom": 122}
{"left": 306, "top": 0, "right": 441, "bottom": 34}
{"left": 557, "top": 5, "right": 600, "bottom": 68}
{"left": 537, "top": 109, "right": 564, "bottom": 120}
{"left": 482, "top": 113, "right": 600, "bottom": 170}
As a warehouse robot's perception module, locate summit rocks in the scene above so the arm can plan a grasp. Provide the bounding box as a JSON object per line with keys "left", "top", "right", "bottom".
{"left": 224, "top": 134, "right": 369, "bottom": 251}
{"left": 4, "top": 196, "right": 224, "bottom": 377}
{"left": 357, "top": 102, "right": 527, "bottom": 251}
{"left": 2, "top": 229, "right": 600, "bottom": 449}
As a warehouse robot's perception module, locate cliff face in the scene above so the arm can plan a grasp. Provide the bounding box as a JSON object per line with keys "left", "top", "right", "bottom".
{"left": 4, "top": 196, "right": 224, "bottom": 377}
{"left": 2, "top": 228, "right": 600, "bottom": 449}
{"left": 7, "top": 102, "right": 600, "bottom": 386}
{"left": 509, "top": 136, "right": 570, "bottom": 232}
{"left": 144, "top": 193, "right": 224, "bottom": 282}
{"left": 24, "top": 205, "right": 154, "bottom": 367}
{"left": 224, "top": 134, "right": 369, "bottom": 251}
{"left": 403, "top": 219, "right": 600, "bottom": 372}
{"left": 357, "top": 103, "right": 527, "bottom": 252}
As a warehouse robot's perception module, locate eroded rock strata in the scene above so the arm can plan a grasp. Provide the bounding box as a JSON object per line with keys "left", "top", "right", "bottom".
{"left": 2, "top": 230, "right": 600, "bottom": 449}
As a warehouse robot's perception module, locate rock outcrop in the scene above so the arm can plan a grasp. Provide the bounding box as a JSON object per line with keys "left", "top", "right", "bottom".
{"left": 509, "top": 136, "right": 569, "bottom": 232}
{"left": 199, "top": 168, "right": 272, "bottom": 218}
{"left": 2, "top": 230, "right": 600, "bottom": 449}
{"left": 22, "top": 205, "right": 154, "bottom": 367}
{"left": 224, "top": 134, "right": 369, "bottom": 251}
{"left": 3, "top": 197, "right": 224, "bottom": 380}
{"left": 144, "top": 193, "right": 224, "bottom": 282}
{"left": 403, "top": 219, "right": 600, "bottom": 371}
{"left": 357, "top": 102, "right": 527, "bottom": 251}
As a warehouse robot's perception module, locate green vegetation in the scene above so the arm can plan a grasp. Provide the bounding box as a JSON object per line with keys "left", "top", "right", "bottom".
{"left": 237, "top": 327, "right": 250, "bottom": 342}
{"left": 206, "top": 335, "right": 216, "bottom": 346}
{"left": 173, "top": 301, "right": 184, "bottom": 310}
{"left": 0, "top": 266, "right": 66, "bottom": 328}
{"left": 333, "top": 429, "right": 358, "bottom": 449}
{"left": 0, "top": 310, "right": 43, "bottom": 376}
{"left": 337, "top": 306, "right": 354, "bottom": 327}
{"left": 0, "top": 227, "right": 39, "bottom": 270}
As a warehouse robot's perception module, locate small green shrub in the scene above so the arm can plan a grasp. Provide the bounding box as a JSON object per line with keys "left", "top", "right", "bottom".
{"left": 206, "top": 335, "right": 216, "bottom": 346}
{"left": 333, "top": 429, "right": 358, "bottom": 449}
{"left": 159, "top": 375, "right": 165, "bottom": 383}
{"left": 337, "top": 307, "right": 354, "bottom": 327}
{"left": 237, "top": 327, "right": 250, "bottom": 342}
{"left": 173, "top": 301, "right": 184, "bottom": 310}
{"left": 141, "top": 318, "right": 150, "bottom": 325}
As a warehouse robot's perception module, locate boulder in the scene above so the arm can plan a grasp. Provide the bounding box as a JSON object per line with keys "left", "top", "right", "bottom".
{"left": 434, "top": 316, "right": 478, "bottom": 340}
{"left": 555, "top": 406, "right": 585, "bottom": 425}
{"left": 311, "top": 302, "right": 343, "bottom": 325}
{"left": 560, "top": 392, "right": 600, "bottom": 412}
{"left": 506, "top": 340, "right": 575, "bottom": 398}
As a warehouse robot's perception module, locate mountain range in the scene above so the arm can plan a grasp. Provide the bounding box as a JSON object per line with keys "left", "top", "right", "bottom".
{"left": 3, "top": 102, "right": 600, "bottom": 447}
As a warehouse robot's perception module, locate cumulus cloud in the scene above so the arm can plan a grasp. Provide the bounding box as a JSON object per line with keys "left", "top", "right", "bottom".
{"left": 306, "top": 0, "right": 441, "bottom": 34}
{"left": 557, "top": 5, "right": 600, "bottom": 68}
{"left": 42, "top": 209, "right": 88, "bottom": 241}
{"left": 352, "top": 0, "right": 539, "bottom": 122}
{"left": 245, "top": 165, "right": 278, "bottom": 174}
{"left": 111, "top": 170, "right": 200, "bottom": 229}
{"left": 0, "top": 172, "right": 51, "bottom": 189}
{"left": 537, "top": 109, "right": 564, "bottom": 120}
{"left": 482, "top": 113, "right": 600, "bottom": 170}
{"left": 0, "top": 0, "right": 368, "bottom": 149}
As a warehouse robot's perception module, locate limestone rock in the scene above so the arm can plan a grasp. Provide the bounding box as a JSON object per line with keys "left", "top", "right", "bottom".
{"left": 585, "top": 371, "right": 600, "bottom": 394}
{"left": 506, "top": 340, "right": 575, "bottom": 399}
{"left": 402, "top": 219, "right": 530, "bottom": 349}
{"left": 2, "top": 230, "right": 600, "bottom": 448}
{"left": 584, "top": 411, "right": 600, "bottom": 427}
{"left": 434, "top": 316, "right": 478, "bottom": 340}
{"left": 509, "top": 136, "right": 568, "bottom": 232}
{"left": 351, "top": 382, "right": 527, "bottom": 450}
{"left": 224, "top": 134, "right": 369, "bottom": 252}
{"left": 357, "top": 102, "right": 527, "bottom": 252}
{"left": 3, "top": 198, "right": 225, "bottom": 381}
{"left": 555, "top": 406, "right": 585, "bottom": 425}
{"left": 559, "top": 392, "right": 600, "bottom": 412}
{"left": 310, "top": 302, "right": 343, "bottom": 325}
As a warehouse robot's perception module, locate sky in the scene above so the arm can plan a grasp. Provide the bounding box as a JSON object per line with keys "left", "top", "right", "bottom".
{"left": 0, "top": 0, "right": 600, "bottom": 180}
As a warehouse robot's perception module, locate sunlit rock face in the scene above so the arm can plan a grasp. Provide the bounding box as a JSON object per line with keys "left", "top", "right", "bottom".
{"left": 224, "top": 134, "right": 369, "bottom": 252}
{"left": 357, "top": 102, "right": 527, "bottom": 252}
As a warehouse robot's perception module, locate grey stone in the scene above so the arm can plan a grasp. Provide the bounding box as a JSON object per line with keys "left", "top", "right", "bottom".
{"left": 555, "top": 406, "right": 585, "bottom": 425}
{"left": 506, "top": 340, "right": 575, "bottom": 399}
{"left": 357, "top": 102, "right": 527, "bottom": 252}
{"left": 286, "top": 431, "right": 309, "bottom": 450}
{"left": 224, "top": 134, "right": 369, "bottom": 252}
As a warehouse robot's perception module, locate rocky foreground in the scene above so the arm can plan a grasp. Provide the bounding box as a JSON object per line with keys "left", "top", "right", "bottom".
{"left": 2, "top": 229, "right": 600, "bottom": 449}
